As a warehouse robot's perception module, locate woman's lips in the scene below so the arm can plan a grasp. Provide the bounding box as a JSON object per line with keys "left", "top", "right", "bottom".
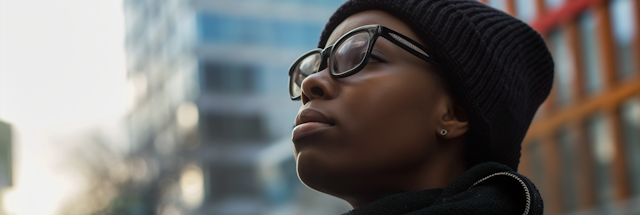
{"left": 293, "top": 108, "right": 335, "bottom": 141}
{"left": 292, "top": 122, "right": 332, "bottom": 140}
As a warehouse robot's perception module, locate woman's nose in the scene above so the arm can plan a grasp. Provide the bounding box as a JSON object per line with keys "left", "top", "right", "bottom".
{"left": 300, "top": 69, "right": 337, "bottom": 104}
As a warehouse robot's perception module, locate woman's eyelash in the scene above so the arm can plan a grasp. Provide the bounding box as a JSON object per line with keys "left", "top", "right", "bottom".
{"left": 369, "top": 50, "right": 386, "bottom": 63}
{"left": 369, "top": 55, "right": 382, "bottom": 62}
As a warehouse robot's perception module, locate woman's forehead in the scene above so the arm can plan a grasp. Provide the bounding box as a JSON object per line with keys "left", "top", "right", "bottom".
{"left": 325, "top": 10, "right": 425, "bottom": 48}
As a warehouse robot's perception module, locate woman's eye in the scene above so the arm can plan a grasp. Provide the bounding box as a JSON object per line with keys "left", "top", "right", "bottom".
{"left": 368, "top": 55, "right": 382, "bottom": 63}
{"left": 355, "top": 51, "right": 367, "bottom": 63}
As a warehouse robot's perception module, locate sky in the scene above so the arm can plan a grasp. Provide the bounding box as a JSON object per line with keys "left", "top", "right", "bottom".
{"left": 0, "top": 0, "right": 130, "bottom": 214}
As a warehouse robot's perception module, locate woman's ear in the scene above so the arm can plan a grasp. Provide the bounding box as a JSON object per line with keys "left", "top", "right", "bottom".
{"left": 437, "top": 97, "right": 469, "bottom": 140}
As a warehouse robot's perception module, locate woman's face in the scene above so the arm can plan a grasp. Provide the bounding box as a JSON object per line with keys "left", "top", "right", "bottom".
{"left": 292, "top": 10, "right": 452, "bottom": 203}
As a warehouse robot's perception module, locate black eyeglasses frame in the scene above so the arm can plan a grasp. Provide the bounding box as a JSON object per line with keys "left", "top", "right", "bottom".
{"left": 288, "top": 24, "right": 439, "bottom": 100}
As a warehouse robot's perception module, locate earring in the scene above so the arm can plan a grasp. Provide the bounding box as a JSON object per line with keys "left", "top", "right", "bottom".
{"left": 440, "top": 129, "right": 448, "bottom": 136}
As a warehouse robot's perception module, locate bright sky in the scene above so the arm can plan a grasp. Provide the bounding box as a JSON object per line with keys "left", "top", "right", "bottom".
{"left": 0, "top": 0, "right": 130, "bottom": 214}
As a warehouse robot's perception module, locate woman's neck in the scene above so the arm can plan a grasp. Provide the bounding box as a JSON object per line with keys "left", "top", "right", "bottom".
{"left": 344, "top": 139, "right": 468, "bottom": 208}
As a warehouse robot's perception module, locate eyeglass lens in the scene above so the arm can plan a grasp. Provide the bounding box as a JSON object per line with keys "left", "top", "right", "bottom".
{"left": 331, "top": 31, "right": 371, "bottom": 76}
{"left": 290, "top": 52, "right": 321, "bottom": 98}
{"left": 290, "top": 31, "right": 371, "bottom": 98}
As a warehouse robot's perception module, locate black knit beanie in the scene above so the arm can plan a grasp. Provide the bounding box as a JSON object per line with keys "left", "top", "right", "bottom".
{"left": 318, "top": 0, "right": 554, "bottom": 171}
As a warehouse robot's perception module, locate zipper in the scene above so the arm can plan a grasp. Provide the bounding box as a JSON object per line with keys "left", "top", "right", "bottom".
{"left": 469, "top": 172, "right": 532, "bottom": 215}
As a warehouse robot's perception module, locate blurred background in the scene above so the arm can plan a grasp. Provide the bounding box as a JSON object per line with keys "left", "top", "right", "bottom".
{"left": 0, "top": 0, "right": 638, "bottom": 214}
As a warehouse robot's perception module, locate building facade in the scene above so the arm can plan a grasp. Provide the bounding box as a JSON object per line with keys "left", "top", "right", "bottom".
{"left": 479, "top": 0, "right": 640, "bottom": 214}
{"left": 123, "top": 0, "right": 349, "bottom": 214}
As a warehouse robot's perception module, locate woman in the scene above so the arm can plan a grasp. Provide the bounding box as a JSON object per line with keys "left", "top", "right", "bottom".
{"left": 288, "top": 0, "right": 553, "bottom": 214}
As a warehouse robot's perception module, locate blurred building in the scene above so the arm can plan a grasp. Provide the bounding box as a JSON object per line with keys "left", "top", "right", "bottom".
{"left": 479, "top": 0, "right": 640, "bottom": 214}
{"left": 123, "top": 0, "right": 349, "bottom": 214}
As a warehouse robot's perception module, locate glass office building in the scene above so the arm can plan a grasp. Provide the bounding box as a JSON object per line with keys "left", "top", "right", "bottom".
{"left": 124, "top": 0, "right": 349, "bottom": 214}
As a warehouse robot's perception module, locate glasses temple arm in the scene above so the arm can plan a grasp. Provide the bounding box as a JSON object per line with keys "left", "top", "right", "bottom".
{"left": 380, "top": 28, "right": 440, "bottom": 66}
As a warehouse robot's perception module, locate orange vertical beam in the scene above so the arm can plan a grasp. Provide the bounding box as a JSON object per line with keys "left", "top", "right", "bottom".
{"left": 573, "top": 122, "right": 597, "bottom": 209}
{"left": 535, "top": 0, "right": 546, "bottom": 17}
{"left": 540, "top": 136, "right": 564, "bottom": 214}
{"left": 607, "top": 108, "right": 632, "bottom": 201}
{"left": 566, "top": 21, "right": 586, "bottom": 103}
{"left": 506, "top": 0, "right": 517, "bottom": 16}
{"left": 595, "top": 1, "right": 631, "bottom": 202}
{"left": 594, "top": 1, "right": 618, "bottom": 89}
{"left": 633, "top": 0, "right": 640, "bottom": 78}
{"left": 564, "top": 8, "right": 596, "bottom": 210}
{"left": 565, "top": 14, "right": 597, "bottom": 208}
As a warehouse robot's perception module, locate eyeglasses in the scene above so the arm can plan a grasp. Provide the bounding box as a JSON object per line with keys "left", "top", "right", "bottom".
{"left": 288, "top": 24, "right": 439, "bottom": 100}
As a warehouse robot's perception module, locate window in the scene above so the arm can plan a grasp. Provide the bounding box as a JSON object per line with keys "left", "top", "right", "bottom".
{"left": 515, "top": 0, "right": 537, "bottom": 23}
{"left": 273, "top": 21, "right": 324, "bottom": 49}
{"left": 255, "top": 18, "right": 276, "bottom": 47}
{"left": 197, "top": 13, "right": 226, "bottom": 42}
{"left": 556, "top": 128, "right": 578, "bottom": 212}
{"left": 545, "top": 0, "right": 565, "bottom": 9}
{"left": 585, "top": 113, "right": 615, "bottom": 205}
{"left": 200, "top": 62, "right": 256, "bottom": 94}
{"left": 197, "top": 13, "right": 324, "bottom": 49}
{"left": 200, "top": 113, "right": 267, "bottom": 142}
{"left": 549, "top": 30, "right": 576, "bottom": 105}
{"left": 620, "top": 98, "right": 640, "bottom": 196}
{"left": 609, "top": 0, "right": 637, "bottom": 79}
{"left": 274, "top": 21, "right": 306, "bottom": 48}
{"left": 579, "top": 11, "right": 604, "bottom": 95}
{"left": 238, "top": 17, "right": 260, "bottom": 45}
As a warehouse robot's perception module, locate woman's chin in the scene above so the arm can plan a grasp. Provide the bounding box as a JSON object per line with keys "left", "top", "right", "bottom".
{"left": 297, "top": 152, "right": 341, "bottom": 192}
{"left": 295, "top": 151, "right": 371, "bottom": 198}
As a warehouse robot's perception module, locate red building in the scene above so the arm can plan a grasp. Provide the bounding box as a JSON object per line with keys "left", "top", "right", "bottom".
{"left": 479, "top": 0, "right": 640, "bottom": 214}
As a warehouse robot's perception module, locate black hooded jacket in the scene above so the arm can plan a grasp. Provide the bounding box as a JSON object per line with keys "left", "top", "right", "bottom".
{"left": 344, "top": 162, "right": 543, "bottom": 215}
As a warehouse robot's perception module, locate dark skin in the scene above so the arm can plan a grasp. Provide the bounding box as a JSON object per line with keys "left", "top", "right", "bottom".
{"left": 292, "top": 10, "right": 470, "bottom": 208}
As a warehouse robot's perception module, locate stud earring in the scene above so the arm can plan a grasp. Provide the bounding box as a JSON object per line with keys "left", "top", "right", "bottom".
{"left": 440, "top": 129, "right": 448, "bottom": 136}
